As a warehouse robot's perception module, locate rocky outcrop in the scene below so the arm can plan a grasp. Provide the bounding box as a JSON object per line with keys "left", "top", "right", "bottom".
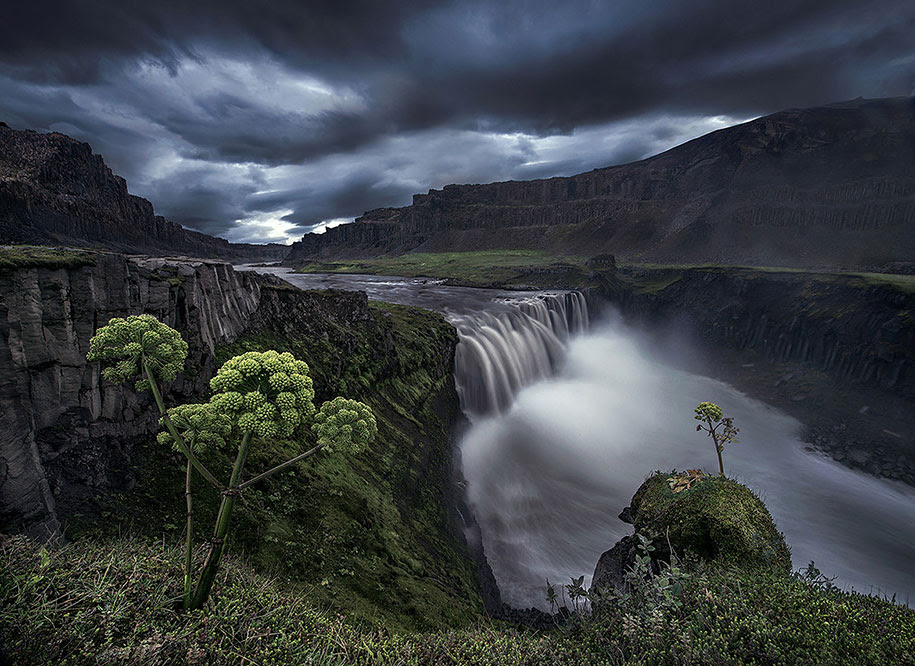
{"left": 286, "top": 97, "right": 915, "bottom": 271}
{"left": 0, "top": 123, "right": 287, "bottom": 262}
{"left": 592, "top": 473, "right": 791, "bottom": 600}
{"left": 0, "top": 253, "right": 263, "bottom": 540}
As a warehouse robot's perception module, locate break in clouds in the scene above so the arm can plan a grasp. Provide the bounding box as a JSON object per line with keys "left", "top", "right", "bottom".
{"left": 1, "top": 0, "right": 912, "bottom": 243}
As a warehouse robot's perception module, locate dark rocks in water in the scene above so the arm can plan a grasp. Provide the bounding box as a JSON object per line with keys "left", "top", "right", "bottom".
{"left": 0, "top": 123, "right": 288, "bottom": 262}
{"left": 591, "top": 534, "right": 637, "bottom": 596}
{"left": 285, "top": 97, "right": 915, "bottom": 272}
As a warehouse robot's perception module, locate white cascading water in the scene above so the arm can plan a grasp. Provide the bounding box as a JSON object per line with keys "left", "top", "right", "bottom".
{"left": 456, "top": 312, "right": 915, "bottom": 610}
{"left": 242, "top": 268, "right": 915, "bottom": 612}
{"left": 451, "top": 292, "right": 589, "bottom": 415}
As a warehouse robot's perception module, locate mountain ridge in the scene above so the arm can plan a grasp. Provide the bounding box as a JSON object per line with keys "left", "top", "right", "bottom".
{"left": 0, "top": 122, "right": 288, "bottom": 262}
{"left": 285, "top": 96, "right": 915, "bottom": 271}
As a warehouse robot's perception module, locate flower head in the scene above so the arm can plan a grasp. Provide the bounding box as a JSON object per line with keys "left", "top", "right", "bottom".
{"left": 209, "top": 350, "right": 316, "bottom": 440}
{"left": 87, "top": 314, "right": 188, "bottom": 391}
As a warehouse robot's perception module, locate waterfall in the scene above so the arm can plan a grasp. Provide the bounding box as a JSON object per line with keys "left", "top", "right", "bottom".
{"left": 450, "top": 291, "right": 589, "bottom": 416}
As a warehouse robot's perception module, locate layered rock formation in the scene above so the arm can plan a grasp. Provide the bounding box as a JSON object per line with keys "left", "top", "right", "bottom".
{"left": 0, "top": 123, "right": 287, "bottom": 262}
{"left": 0, "top": 253, "right": 264, "bottom": 540}
{"left": 286, "top": 97, "right": 915, "bottom": 271}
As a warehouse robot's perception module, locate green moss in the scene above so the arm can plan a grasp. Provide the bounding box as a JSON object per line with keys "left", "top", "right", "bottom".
{"left": 623, "top": 263, "right": 915, "bottom": 295}
{"left": 78, "top": 298, "right": 481, "bottom": 632}
{"left": 0, "top": 245, "right": 96, "bottom": 272}
{"left": 631, "top": 472, "right": 792, "bottom": 574}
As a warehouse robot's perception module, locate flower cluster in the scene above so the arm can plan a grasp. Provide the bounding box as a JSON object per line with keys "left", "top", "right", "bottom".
{"left": 87, "top": 314, "right": 188, "bottom": 391}
{"left": 694, "top": 401, "right": 723, "bottom": 423}
{"left": 157, "top": 403, "right": 232, "bottom": 453}
{"left": 209, "top": 351, "right": 316, "bottom": 439}
{"left": 312, "top": 397, "right": 377, "bottom": 454}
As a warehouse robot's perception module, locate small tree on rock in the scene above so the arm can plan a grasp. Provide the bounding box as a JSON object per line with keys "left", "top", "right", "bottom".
{"left": 694, "top": 401, "right": 739, "bottom": 476}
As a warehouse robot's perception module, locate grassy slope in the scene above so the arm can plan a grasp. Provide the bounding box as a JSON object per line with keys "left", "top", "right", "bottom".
{"left": 293, "top": 250, "right": 914, "bottom": 294}
{"left": 296, "top": 250, "right": 594, "bottom": 289}
{"left": 3, "top": 533, "right": 913, "bottom": 666}
{"left": 0, "top": 245, "right": 96, "bottom": 271}
{"left": 69, "top": 297, "right": 482, "bottom": 632}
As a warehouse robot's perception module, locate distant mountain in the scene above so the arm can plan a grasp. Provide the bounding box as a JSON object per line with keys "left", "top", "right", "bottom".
{"left": 285, "top": 97, "right": 915, "bottom": 272}
{"left": 0, "top": 123, "right": 287, "bottom": 262}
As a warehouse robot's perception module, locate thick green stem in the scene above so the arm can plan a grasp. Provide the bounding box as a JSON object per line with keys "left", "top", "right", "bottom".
{"left": 189, "top": 431, "right": 252, "bottom": 610}
{"left": 183, "top": 459, "right": 193, "bottom": 610}
{"left": 143, "top": 361, "right": 223, "bottom": 491}
{"left": 236, "top": 443, "right": 323, "bottom": 491}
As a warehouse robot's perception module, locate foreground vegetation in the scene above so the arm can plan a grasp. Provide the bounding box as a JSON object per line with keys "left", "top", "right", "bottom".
{"left": 2, "top": 532, "right": 912, "bottom": 666}
{"left": 71, "top": 296, "right": 483, "bottom": 631}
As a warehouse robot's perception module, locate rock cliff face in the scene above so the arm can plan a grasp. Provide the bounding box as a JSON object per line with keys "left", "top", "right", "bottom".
{"left": 0, "top": 253, "right": 263, "bottom": 539}
{"left": 286, "top": 97, "right": 915, "bottom": 271}
{"left": 604, "top": 267, "right": 915, "bottom": 483}
{"left": 0, "top": 123, "right": 287, "bottom": 262}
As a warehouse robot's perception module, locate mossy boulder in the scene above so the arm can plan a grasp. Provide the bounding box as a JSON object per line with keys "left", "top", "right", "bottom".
{"left": 629, "top": 471, "right": 791, "bottom": 573}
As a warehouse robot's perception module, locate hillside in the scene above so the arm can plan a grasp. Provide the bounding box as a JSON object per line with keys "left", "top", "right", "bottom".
{"left": 0, "top": 123, "right": 287, "bottom": 262}
{"left": 285, "top": 97, "right": 915, "bottom": 271}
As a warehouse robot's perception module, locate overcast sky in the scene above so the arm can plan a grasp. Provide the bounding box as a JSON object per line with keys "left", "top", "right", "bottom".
{"left": 1, "top": 1, "right": 912, "bottom": 244}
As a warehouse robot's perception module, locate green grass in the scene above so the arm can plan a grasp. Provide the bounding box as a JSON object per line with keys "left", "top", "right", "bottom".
{"left": 621, "top": 263, "right": 915, "bottom": 294}
{"left": 296, "top": 250, "right": 591, "bottom": 289}
{"left": 295, "top": 252, "right": 914, "bottom": 294}
{"left": 0, "top": 245, "right": 96, "bottom": 272}
{"left": 3, "top": 533, "right": 913, "bottom": 666}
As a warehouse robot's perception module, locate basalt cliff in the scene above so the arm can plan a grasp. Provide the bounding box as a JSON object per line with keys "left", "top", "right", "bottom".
{"left": 0, "top": 123, "right": 287, "bottom": 262}
{"left": 285, "top": 97, "right": 914, "bottom": 271}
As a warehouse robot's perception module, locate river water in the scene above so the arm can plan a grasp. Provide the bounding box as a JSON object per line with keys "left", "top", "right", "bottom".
{"left": 244, "top": 267, "right": 915, "bottom": 609}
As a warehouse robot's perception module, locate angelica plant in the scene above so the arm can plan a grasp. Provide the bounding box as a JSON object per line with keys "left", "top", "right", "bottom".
{"left": 190, "top": 351, "right": 377, "bottom": 610}
{"left": 157, "top": 404, "right": 231, "bottom": 608}
{"left": 88, "top": 318, "right": 377, "bottom": 613}
{"left": 694, "top": 401, "right": 739, "bottom": 476}
{"left": 87, "top": 315, "right": 223, "bottom": 490}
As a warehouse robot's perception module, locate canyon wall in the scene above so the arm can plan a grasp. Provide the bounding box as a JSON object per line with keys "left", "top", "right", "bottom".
{"left": 604, "top": 267, "right": 915, "bottom": 483}
{"left": 0, "top": 253, "right": 263, "bottom": 539}
{"left": 286, "top": 97, "right": 915, "bottom": 271}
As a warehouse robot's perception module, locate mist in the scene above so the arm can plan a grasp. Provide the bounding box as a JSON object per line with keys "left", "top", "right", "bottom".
{"left": 460, "top": 313, "right": 915, "bottom": 609}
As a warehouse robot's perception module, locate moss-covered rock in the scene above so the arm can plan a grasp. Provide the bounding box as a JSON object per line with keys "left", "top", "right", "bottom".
{"left": 630, "top": 471, "right": 791, "bottom": 573}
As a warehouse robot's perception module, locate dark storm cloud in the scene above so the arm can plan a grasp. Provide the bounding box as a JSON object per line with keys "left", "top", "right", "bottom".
{"left": 0, "top": 1, "right": 912, "bottom": 242}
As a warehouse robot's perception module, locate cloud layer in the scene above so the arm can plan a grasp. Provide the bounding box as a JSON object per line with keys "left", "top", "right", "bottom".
{"left": 1, "top": 1, "right": 912, "bottom": 243}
